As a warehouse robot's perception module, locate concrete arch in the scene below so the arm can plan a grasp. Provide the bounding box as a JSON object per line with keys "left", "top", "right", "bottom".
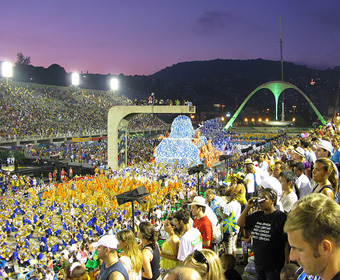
{"left": 108, "top": 105, "right": 195, "bottom": 170}
{"left": 223, "top": 81, "right": 326, "bottom": 130}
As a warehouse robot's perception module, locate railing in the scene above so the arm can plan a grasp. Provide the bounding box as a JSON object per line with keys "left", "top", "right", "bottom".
{"left": 0, "top": 125, "right": 171, "bottom": 145}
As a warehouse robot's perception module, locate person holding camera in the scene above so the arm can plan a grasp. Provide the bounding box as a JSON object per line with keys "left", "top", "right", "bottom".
{"left": 237, "top": 188, "right": 289, "bottom": 280}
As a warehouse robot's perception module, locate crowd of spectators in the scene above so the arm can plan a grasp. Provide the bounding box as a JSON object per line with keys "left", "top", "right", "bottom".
{"left": 132, "top": 97, "right": 192, "bottom": 106}
{"left": 0, "top": 83, "right": 189, "bottom": 142}
{"left": 3, "top": 81, "right": 340, "bottom": 279}
{"left": 25, "top": 141, "right": 108, "bottom": 167}
{"left": 127, "top": 114, "right": 169, "bottom": 131}
{"left": 24, "top": 133, "right": 163, "bottom": 166}
{"left": 0, "top": 83, "right": 131, "bottom": 140}
{"left": 127, "top": 135, "right": 162, "bottom": 164}
{"left": 2, "top": 121, "right": 340, "bottom": 279}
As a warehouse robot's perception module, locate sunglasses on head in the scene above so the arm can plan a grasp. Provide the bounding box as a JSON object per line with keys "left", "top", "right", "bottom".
{"left": 193, "top": 250, "right": 209, "bottom": 272}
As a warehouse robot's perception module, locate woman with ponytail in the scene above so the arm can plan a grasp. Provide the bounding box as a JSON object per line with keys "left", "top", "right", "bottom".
{"left": 312, "top": 157, "right": 338, "bottom": 200}
{"left": 137, "top": 222, "right": 160, "bottom": 280}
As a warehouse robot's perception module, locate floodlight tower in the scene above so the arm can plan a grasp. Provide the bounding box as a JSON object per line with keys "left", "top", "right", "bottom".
{"left": 110, "top": 77, "right": 119, "bottom": 92}
{"left": 2, "top": 61, "right": 13, "bottom": 84}
{"left": 110, "top": 77, "right": 127, "bottom": 166}
{"left": 71, "top": 72, "right": 80, "bottom": 88}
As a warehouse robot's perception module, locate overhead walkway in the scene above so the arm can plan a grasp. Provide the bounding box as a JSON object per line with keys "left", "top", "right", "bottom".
{"left": 108, "top": 105, "right": 196, "bottom": 170}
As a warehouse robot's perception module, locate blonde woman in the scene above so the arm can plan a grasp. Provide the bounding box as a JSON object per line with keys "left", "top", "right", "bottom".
{"left": 244, "top": 162, "right": 256, "bottom": 199}
{"left": 231, "top": 173, "right": 247, "bottom": 207}
{"left": 117, "top": 229, "right": 143, "bottom": 280}
{"left": 183, "top": 249, "right": 225, "bottom": 280}
{"left": 227, "top": 174, "right": 238, "bottom": 196}
{"left": 160, "top": 216, "right": 180, "bottom": 271}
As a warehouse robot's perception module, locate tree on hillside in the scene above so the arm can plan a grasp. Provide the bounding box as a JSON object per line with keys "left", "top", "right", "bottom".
{"left": 16, "top": 52, "right": 31, "bottom": 65}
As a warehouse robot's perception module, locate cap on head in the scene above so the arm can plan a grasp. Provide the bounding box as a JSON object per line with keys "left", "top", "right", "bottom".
{"left": 316, "top": 140, "right": 333, "bottom": 154}
{"left": 293, "top": 147, "right": 305, "bottom": 157}
{"left": 93, "top": 235, "right": 118, "bottom": 249}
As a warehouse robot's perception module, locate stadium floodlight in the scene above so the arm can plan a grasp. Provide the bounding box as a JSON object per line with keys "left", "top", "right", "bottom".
{"left": 110, "top": 77, "right": 119, "bottom": 91}
{"left": 71, "top": 72, "right": 80, "bottom": 86}
{"left": 2, "top": 61, "right": 13, "bottom": 78}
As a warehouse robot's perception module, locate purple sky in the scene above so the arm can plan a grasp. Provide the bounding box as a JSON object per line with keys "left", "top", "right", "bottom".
{"left": 1, "top": 0, "right": 339, "bottom": 75}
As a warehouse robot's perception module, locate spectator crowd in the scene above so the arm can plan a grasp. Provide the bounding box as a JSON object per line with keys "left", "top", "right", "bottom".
{"left": 2, "top": 82, "right": 340, "bottom": 280}
{"left": 1, "top": 120, "right": 340, "bottom": 280}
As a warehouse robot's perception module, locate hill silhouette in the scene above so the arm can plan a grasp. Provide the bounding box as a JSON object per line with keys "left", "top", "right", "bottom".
{"left": 152, "top": 59, "right": 314, "bottom": 81}
{"left": 7, "top": 59, "right": 340, "bottom": 121}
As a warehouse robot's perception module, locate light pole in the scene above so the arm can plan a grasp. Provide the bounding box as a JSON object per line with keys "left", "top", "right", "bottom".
{"left": 110, "top": 77, "right": 125, "bottom": 165}
{"left": 110, "top": 77, "right": 119, "bottom": 92}
{"left": 2, "top": 61, "right": 13, "bottom": 84}
{"left": 71, "top": 72, "right": 79, "bottom": 89}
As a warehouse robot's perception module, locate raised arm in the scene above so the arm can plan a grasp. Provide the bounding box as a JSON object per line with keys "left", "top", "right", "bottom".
{"left": 237, "top": 199, "right": 256, "bottom": 227}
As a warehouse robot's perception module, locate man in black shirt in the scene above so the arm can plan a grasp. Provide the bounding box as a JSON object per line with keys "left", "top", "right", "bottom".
{"left": 238, "top": 188, "right": 288, "bottom": 280}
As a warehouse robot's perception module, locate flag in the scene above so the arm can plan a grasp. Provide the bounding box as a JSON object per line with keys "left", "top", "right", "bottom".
{"left": 222, "top": 212, "right": 238, "bottom": 233}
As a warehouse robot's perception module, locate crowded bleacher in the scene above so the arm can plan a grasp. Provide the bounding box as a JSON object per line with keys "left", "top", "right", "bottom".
{"left": 2, "top": 80, "right": 340, "bottom": 280}
{"left": 0, "top": 83, "right": 129, "bottom": 139}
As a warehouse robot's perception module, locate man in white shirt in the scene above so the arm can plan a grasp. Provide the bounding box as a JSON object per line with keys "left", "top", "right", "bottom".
{"left": 173, "top": 209, "right": 203, "bottom": 262}
{"left": 315, "top": 140, "right": 333, "bottom": 159}
{"left": 154, "top": 207, "right": 163, "bottom": 219}
{"left": 273, "top": 161, "right": 286, "bottom": 180}
{"left": 258, "top": 153, "right": 269, "bottom": 175}
{"left": 244, "top": 159, "right": 257, "bottom": 198}
{"left": 294, "top": 162, "right": 312, "bottom": 198}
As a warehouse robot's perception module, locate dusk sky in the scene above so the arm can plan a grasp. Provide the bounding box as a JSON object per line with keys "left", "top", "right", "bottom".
{"left": 1, "top": 1, "right": 339, "bottom": 75}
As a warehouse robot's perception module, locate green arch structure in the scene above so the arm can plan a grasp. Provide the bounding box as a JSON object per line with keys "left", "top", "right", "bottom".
{"left": 223, "top": 81, "right": 326, "bottom": 130}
